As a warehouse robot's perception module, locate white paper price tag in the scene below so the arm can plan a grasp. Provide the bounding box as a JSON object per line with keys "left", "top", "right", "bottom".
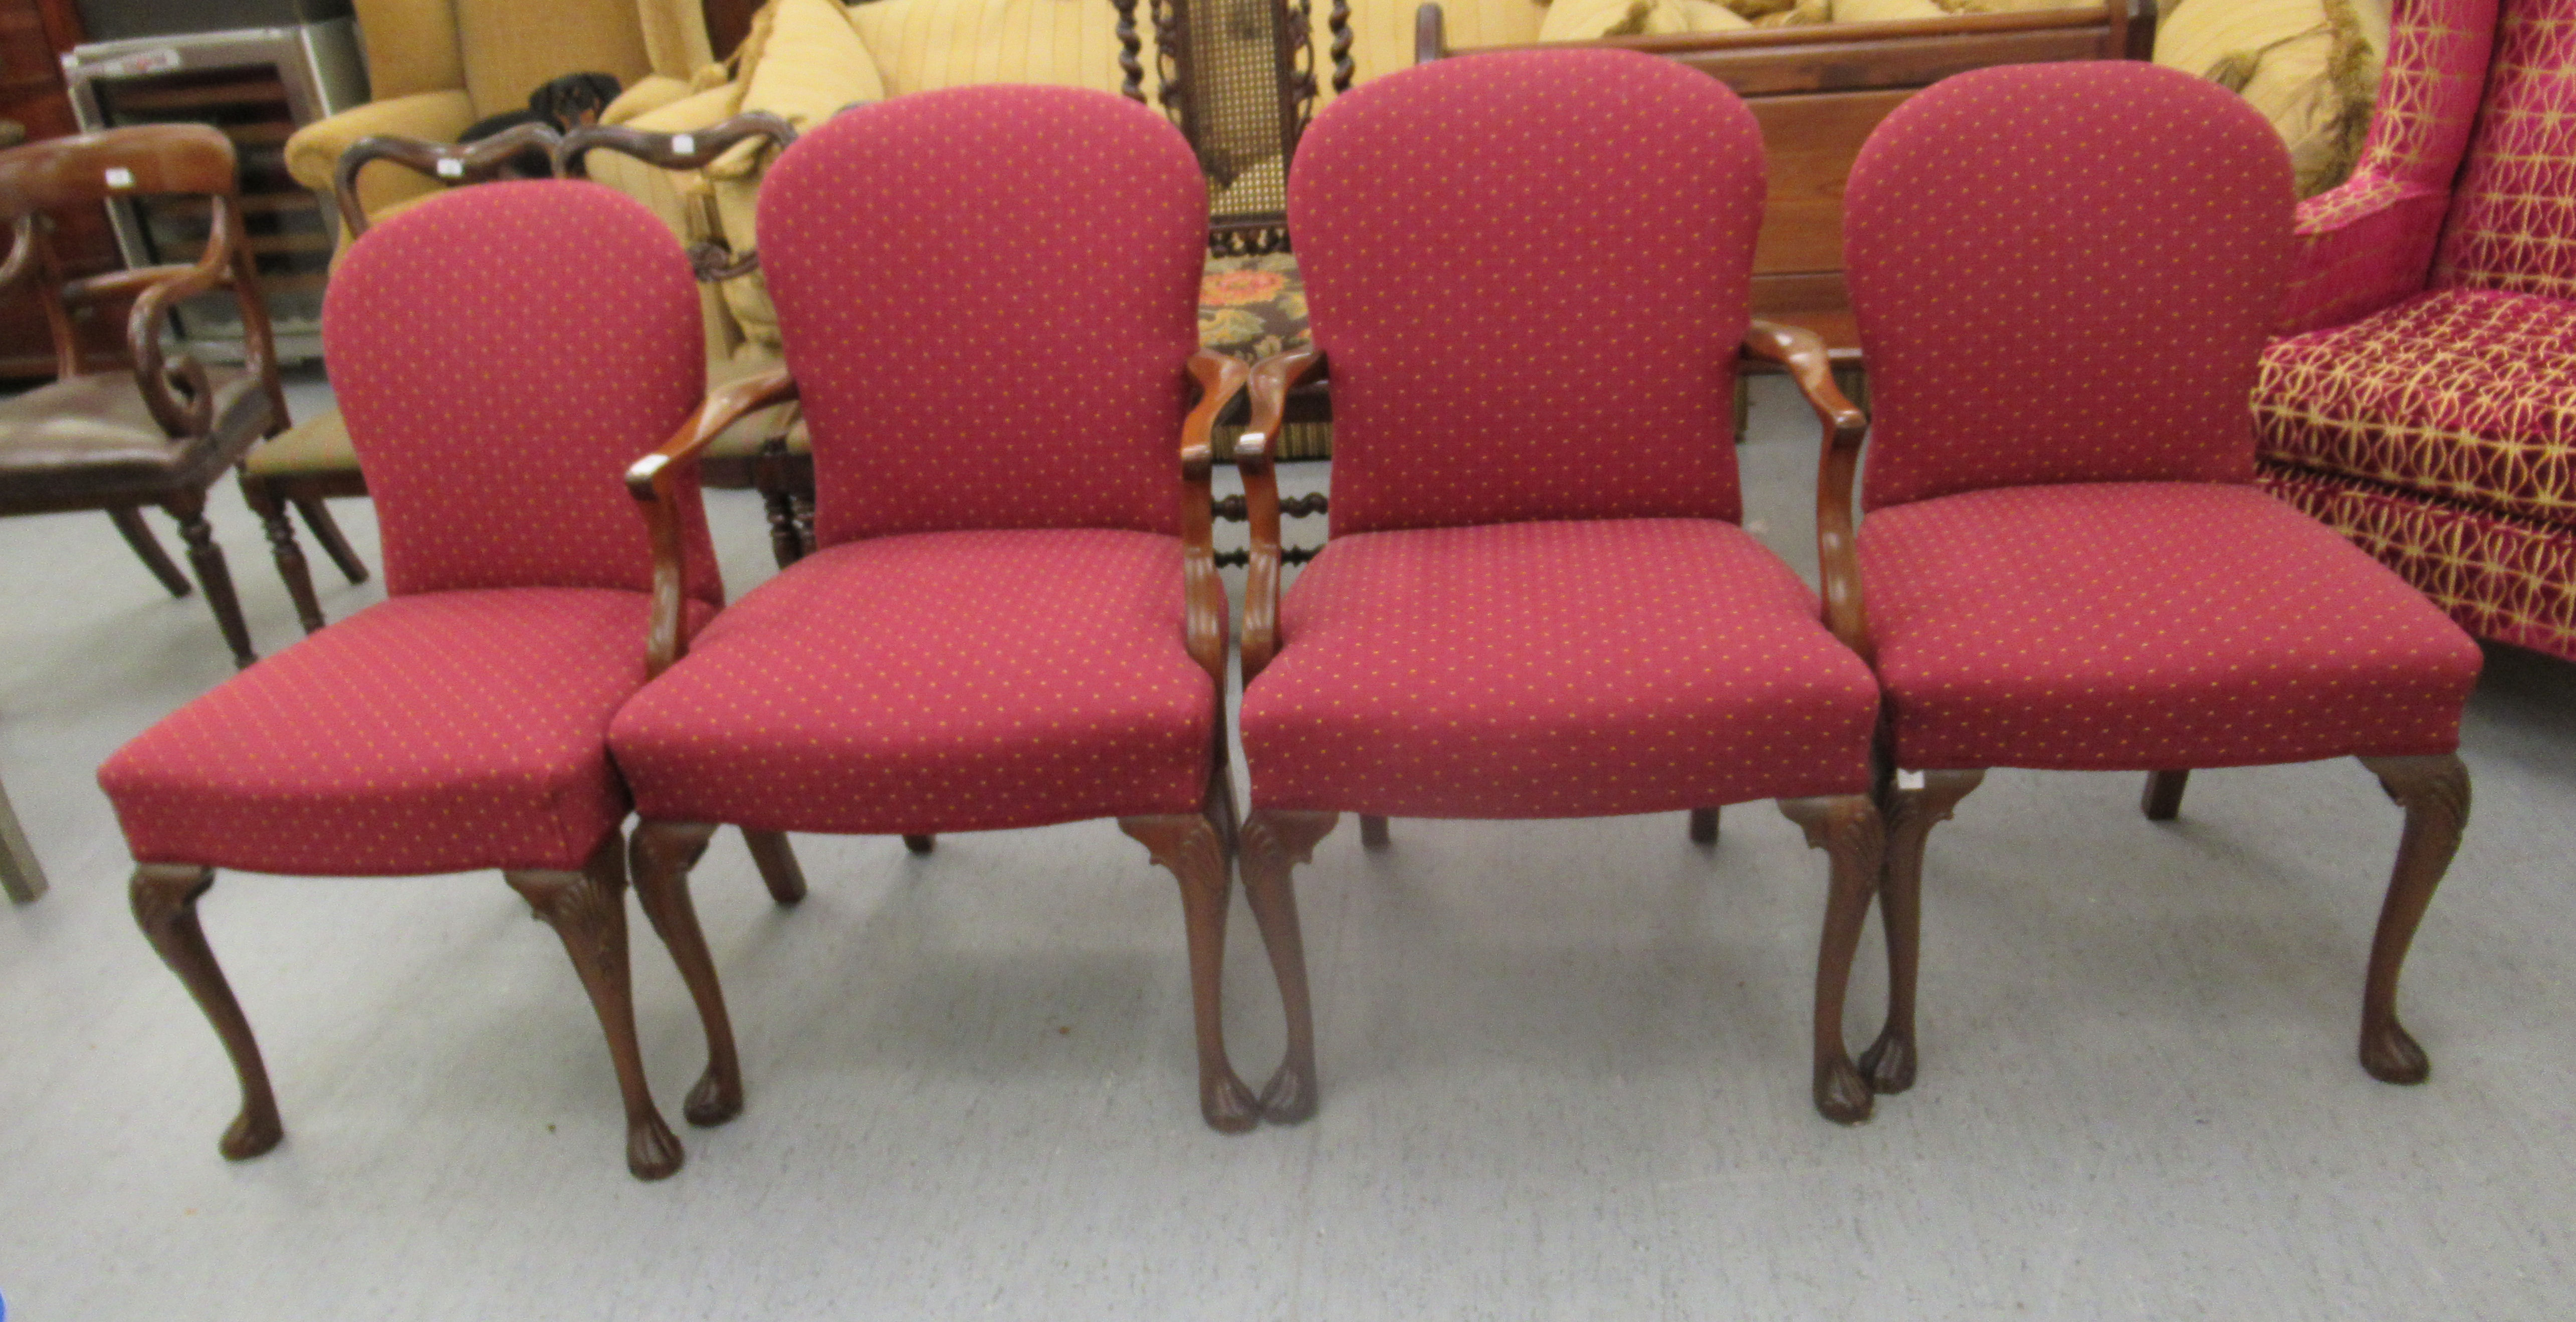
{"left": 1895, "top": 769, "right": 1927, "bottom": 791}
{"left": 102, "top": 166, "right": 134, "bottom": 189}
{"left": 436, "top": 157, "right": 465, "bottom": 178}
{"left": 671, "top": 133, "right": 695, "bottom": 156}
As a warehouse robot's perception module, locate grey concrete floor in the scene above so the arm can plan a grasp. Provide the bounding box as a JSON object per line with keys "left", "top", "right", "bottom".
{"left": 1, "top": 375, "right": 2570, "bottom": 1318}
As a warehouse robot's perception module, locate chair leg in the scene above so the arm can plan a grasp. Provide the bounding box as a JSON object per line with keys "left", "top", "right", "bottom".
{"left": 1779, "top": 794, "right": 1885, "bottom": 1125}
{"left": 1120, "top": 813, "right": 1258, "bottom": 1134}
{"left": 1688, "top": 807, "right": 1720, "bottom": 846}
{"left": 129, "top": 864, "right": 283, "bottom": 1160}
{"left": 108, "top": 506, "right": 193, "bottom": 598}
{"left": 243, "top": 478, "right": 326, "bottom": 635}
{"left": 792, "top": 495, "right": 816, "bottom": 559}
{"left": 2354, "top": 754, "right": 2470, "bottom": 1085}
{"left": 1359, "top": 815, "right": 1390, "bottom": 850}
{"left": 902, "top": 834, "right": 936, "bottom": 854}
{"left": 505, "top": 836, "right": 684, "bottom": 1181}
{"left": 1238, "top": 808, "right": 1335, "bottom": 1125}
{"left": 756, "top": 442, "right": 806, "bottom": 569}
{"left": 294, "top": 496, "right": 370, "bottom": 585}
{"left": 740, "top": 828, "right": 806, "bottom": 905}
{"left": 162, "top": 488, "right": 256, "bottom": 669}
{"left": 1203, "top": 731, "right": 1241, "bottom": 863}
{"left": 1861, "top": 769, "right": 1983, "bottom": 1096}
{"left": 631, "top": 821, "right": 745, "bottom": 1128}
{"left": 2142, "top": 769, "right": 2189, "bottom": 821}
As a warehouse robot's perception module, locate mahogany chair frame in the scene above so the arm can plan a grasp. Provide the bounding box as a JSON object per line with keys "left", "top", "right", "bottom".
{"left": 1236, "top": 320, "right": 1894, "bottom": 1124}
{"left": 0, "top": 124, "right": 289, "bottom": 669}
{"left": 619, "top": 349, "right": 1277, "bottom": 1134}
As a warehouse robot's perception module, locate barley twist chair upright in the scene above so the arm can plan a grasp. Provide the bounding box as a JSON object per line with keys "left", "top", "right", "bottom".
{"left": 97, "top": 179, "right": 754, "bottom": 1181}
{"left": 605, "top": 84, "right": 1277, "bottom": 1134}
{"left": 1236, "top": 50, "right": 1890, "bottom": 1125}
{"left": 0, "top": 124, "right": 288, "bottom": 670}
{"left": 1841, "top": 63, "right": 2485, "bottom": 1106}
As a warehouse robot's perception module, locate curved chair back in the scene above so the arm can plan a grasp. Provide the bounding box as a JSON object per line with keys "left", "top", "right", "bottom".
{"left": 756, "top": 84, "right": 1207, "bottom": 548}
{"left": 323, "top": 180, "right": 720, "bottom": 601}
{"left": 1845, "top": 62, "right": 2295, "bottom": 513}
{"left": 1286, "top": 49, "right": 1766, "bottom": 537}
{"left": 2433, "top": 0, "right": 2576, "bottom": 297}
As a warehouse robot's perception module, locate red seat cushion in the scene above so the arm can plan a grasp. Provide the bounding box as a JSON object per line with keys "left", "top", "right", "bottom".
{"left": 607, "top": 529, "right": 1215, "bottom": 835}
{"left": 2256, "top": 288, "right": 2576, "bottom": 528}
{"left": 100, "top": 589, "right": 674, "bottom": 875}
{"left": 1239, "top": 519, "right": 1880, "bottom": 818}
{"left": 1858, "top": 483, "right": 2482, "bottom": 772}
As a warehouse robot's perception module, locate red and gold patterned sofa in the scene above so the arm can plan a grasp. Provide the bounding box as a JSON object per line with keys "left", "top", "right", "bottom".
{"left": 2256, "top": 0, "right": 2576, "bottom": 662}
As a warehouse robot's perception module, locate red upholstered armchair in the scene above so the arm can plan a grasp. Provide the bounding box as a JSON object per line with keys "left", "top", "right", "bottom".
{"left": 2257, "top": 0, "right": 2576, "bottom": 662}
{"left": 605, "top": 85, "right": 1278, "bottom": 1135}
{"left": 1843, "top": 64, "right": 2484, "bottom": 1106}
{"left": 97, "top": 181, "right": 745, "bottom": 1180}
{"left": 1236, "top": 50, "right": 1890, "bottom": 1125}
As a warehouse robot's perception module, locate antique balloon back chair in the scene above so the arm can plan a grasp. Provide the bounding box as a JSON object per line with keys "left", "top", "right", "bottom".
{"left": 99, "top": 179, "right": 744, "bottom": 1180}
{"left": 1842, "top": 63, "right": 2484, "bottom": 1106}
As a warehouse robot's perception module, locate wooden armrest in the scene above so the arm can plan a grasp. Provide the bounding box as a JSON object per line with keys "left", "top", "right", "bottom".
{"left": 333, "top": 123, "right": 562, "bottom": 238}
{"left": 629, "top": 367, "right": 799, "bottom": 676}
{"left": 0, "top": 216, "right": 41, "bottom": 297}
{"left": 1240, "top": 348, "right": 1325, "bottom": 682}
{"left": 557, "top": 114, "right": 798, "bottom": 282}
{"left": 1181, "top": 348, "right": 1250, "bottom": 683}
{"left": 1743, "top": 319, "right": 1871, "bottom": 661}
{"left": 126, "top": 204, "right": 248, "bottom": 439}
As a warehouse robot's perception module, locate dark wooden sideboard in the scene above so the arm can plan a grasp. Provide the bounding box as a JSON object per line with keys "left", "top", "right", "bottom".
{"left": 0, "top": 0, "right": 127, "bottom": 379}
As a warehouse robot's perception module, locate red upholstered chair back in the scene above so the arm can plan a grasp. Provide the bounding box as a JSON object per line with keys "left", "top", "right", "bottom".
{"left": 323, "top": 180, "right": 720, "bottom": 601}
{"left": 1844, "top": 63, "right": 2295, "bottom": 513}
{"left": 1286, "top": 50, "right": 1767, "bottom": 537}
{"left": 2433, "top": 0, "right": 2576, "bottom": 297}
{"left": 755, "top": 85, "right": 1207, "bottom": 548}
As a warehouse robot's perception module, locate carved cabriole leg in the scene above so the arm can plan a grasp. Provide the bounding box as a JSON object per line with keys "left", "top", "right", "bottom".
{"left": 902, "top": 834, "right": 935, "bottom": 854}
{"left": 1359, "top": 814, "right": 1390, "bottom": 849}
{"left": 1859, "top": 768, "right": 1982, "bottom": 1096}
{"left": 108, "top": 506, "right": 193, "bottom": 597}
{"left": 1688, "top": 807, "right": 1721, "bottom": 846}
{"left": 2142, "top": 769, "right": 2189, "bottom": 821}
{"left": 243, "top": 479, "right": 325, "bottom": 634}
{"left": 163, "top": 488, "right": 256, "bottom": 669}
{"left": 505, "top": 836, "right": 684, "bottom": 1181}
{"left": 293, "top": 496, "right": 369, "bottom": 585}
{"left": 740, "top": 828, "right": 806, "bottom": 905}
{"left": 2354, "top": 754, "right": 2470, "bottom": 1084}
{"left": 1238, "top": 808, "right": 1335, "bottom": 1125}
{"left": 631, "top": 821, "right": 743, "bottom": 1127}
{"left": 130, "top": 864, "right": 283, "bottom": 1159}
{"left": 1203, "top": 723, "right": 1241, "bottom": 861}
{"left": 1779, "top": 794, "right": 1886, "bottom": 1125}
{"left": 1119, "top": 813, "right": 1258, "bottom": 1133}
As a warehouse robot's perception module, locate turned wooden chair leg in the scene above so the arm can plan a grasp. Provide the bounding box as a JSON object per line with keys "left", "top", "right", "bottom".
{"left": 755, "top": 438, "right": 804, "bottom": 569}
{"left": 293, "top": 496, "right": 369, "bottom": 585}
{"left": 2354, "top": 754, "right": 2470, "bottom": 1084}
{"left": 902, "top": 834, "right": 935, "bottom": 854}
{"left": 1120, "top": 813, "right": 1258, "bottom": 1133}
{"left": 1780, "top": 795, "right": 1885, "bottom": 1125}
{"left": 505, "top": 835, "right": 684, "bottom": 1180}
{"left": 1861, "top": 768, "right": 1983, "bottom": 1096}
{"left": 130, "top": 864, "right": 283, "bottom": 1159}
{"left": 163, "top": 488, "right": 256, "bottom": 669}
{"left": 1359, "top": 814, "right": 1390, "bottom": 849}
{"left": 2142, "top": 769, "right": 2189, "bottom": 821}
{"left": 1689, "top": 807, "right": 1720, "bottom": 845}
{"left": 243, "top": 478, "right": 326, "bottom": 634}
{"left": 108, "top": 506, "right": 193, "bottom": 598}
{"left": 632, "top": 821, "right": 744, "bottom": 1127}
{"left": 1239, "top": 808, "right": 1335, "bottom": 1125}
{"left": 740, "top": 827, "right": 806, "bottom": 905}
{"left": 1, "top": 777, "right": 45, "bottom": 904}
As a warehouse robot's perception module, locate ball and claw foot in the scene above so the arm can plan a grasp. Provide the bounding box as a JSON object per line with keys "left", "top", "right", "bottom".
{"left": 2361, "top": 1019, "right": 2429, "bottom": 1085}
{"left": 1814, "top": 1054, "right": 1873, "bottom": 1126}
{"left": 1858, "top": 1027, "right": 1916, "bottom": 1094}
{"left": 627, "top": 1113, "right": 685, "bottom": 1181}
{"left": 1203, "top": 1072, "right": 1260, "bottom": 1135}
{"left": 1258, "top": 1059, "right": 1317, "bottom": 1126}
{"left": 221, "top": 1105, "right": 285, "bottom": 1161}
{"left": 685, "top": 1065, "right": 744, "bottom": 1127}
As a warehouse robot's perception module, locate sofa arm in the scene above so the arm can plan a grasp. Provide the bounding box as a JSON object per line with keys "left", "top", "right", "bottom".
{"left": 286, "top": 92, "right": 478, "bottom": 222}
{"left": 603, "top": 74, "right": 701, "bottom": 127}
{"left": 2279, "top": 175, "right": 2453, "bottom": 336}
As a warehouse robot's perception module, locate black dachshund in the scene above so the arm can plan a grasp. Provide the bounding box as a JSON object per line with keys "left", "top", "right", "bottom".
{"left": 460, "top": 72, "right": 623, "bottom": 177}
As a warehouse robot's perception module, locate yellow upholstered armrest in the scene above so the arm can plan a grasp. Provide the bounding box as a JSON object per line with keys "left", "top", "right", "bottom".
{"left": 285, "top": 91, "right": 478, "bottom": 219}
